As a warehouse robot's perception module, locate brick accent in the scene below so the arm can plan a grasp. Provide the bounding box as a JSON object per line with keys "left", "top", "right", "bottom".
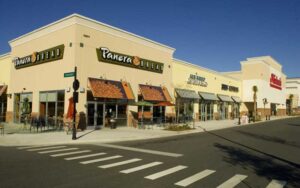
{"left": 277, "top": 109, "right": 286, "bottom": 116}
{"left": 5, "top": 111, "right": 13, "bottom": 123}
{"left": 257, "top": 108, "right": 271, "bottom": 117}
{"left": 213, "top": 112, "right": 220, "bottom": 120}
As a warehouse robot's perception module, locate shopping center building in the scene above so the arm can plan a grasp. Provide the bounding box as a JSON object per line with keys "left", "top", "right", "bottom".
{"left": 0, "top": 14, "right": 293, "bottom": 128}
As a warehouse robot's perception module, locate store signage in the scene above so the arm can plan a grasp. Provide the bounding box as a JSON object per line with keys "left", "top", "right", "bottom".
{"left": 13, "top": 44, "right": 65, "bottom": 69}
{"left": 187, "top": 74, "right": 207, "bottom": 87}
{"left": 270, "top": 73, "right": 282, "bottom": 90}
{"left": 96, "top": 47, "right": 164, "bottom": 73}
{"left": 221, "top": 84, "right": 239, "bottom": 92}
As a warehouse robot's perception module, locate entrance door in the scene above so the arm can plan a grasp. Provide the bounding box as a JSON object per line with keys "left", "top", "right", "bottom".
{"left": 87, "top": 102, "right": 104, "bottom": 128}
{"left": 200, "top": 103, "right": 206, "bottom": 121}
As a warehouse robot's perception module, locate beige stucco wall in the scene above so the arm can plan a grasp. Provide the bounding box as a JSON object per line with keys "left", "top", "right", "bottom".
{"left": 240, "top": 56, "right": 287, "bottom": 112}
{"left": 8, "top": 24, "right": 76, "bottom": 116}
{"left": 74, "top": 23, "right": 174, "bottom": 113}
{"left": 172, "top": 59, "right": 242, "bottom": 98}
{"left": 0, "top": 53, "right": 11, "bottom": 86}
{"left": 7, "top": 14, "right": 176, "bottom": 122}
{"left": 172, "top": 59, "right": 242, "bottom": 117}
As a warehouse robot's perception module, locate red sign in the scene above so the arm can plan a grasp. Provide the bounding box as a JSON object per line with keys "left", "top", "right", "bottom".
{"left": 270, "top": 73, "right": 282, "bottom": 90}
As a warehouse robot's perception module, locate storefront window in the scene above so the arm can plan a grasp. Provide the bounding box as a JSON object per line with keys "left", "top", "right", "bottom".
{"left": 39, "top": 90, "right": 65, "bottom": 125}
{"left": 176, "top": 99, "right": 194, "bottom": 122}
{"left": 14, "top": 93, "right": 32, "bottom": 123}
{"left": 0, "top": 96, "right": 7, "bottom": 122}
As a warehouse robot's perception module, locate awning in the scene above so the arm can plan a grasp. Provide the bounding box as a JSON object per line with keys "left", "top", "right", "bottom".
{"left": 231, "top": 96, "right": 242, "bottom": 103}
{"left": 88, "top": 78, "right": 135, "bottom": 100}
{"left": 217, "top": 94, "right": 234, "bottom": 102}
{"left": 175, "top": 88, "right": 200, "bottom": 100}
{"left": 139, "top": 85, "right": 171, "bottom": 102}
{"left": 154, "top": 101, "right": 175, "bottom": 106}
{"left": 0, "top": 85, "right": 7, "bottom": 97}
{"left": 199, "top": 92, "right": 219, "bottom": 101}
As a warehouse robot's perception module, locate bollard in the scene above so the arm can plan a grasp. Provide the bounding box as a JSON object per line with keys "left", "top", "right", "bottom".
{"left": 238, "top": 117, "right": 241, "bottom": 125}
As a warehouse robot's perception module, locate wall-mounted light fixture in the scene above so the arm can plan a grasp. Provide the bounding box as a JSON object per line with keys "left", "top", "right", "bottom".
{"left": 66, "top": 87, "right": 71, "bottom": 92}
{"left": 79, "top": 87, "right": 85, "bottom": 93}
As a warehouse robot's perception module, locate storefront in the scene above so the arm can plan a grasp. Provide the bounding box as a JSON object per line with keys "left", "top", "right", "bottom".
{"left": 4, "top": 14, "right": 175, "bottom": 128}
{"left": 175, "top": 88, "right": 200, "bottom": 122}
{"left": 198, "top": 92, "right": 218, "bottom": 121}
{"left": 172, "top": 58, "right": 242, "bottom": 121}
{"left": 0, "top": 85, "right": 7, "bottom": 122}
{"left": 224, "top": 56, "right": 287, "bottom": 117}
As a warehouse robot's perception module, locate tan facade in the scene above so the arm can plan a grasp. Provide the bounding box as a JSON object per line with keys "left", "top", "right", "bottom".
{"left": 172, "top": 59, "right": 242, "bottom": 121}
{"left": 6, "top": 14, "right": 175, "bottom": 127}
{"left": 224, "top": 56, "right": 287, "bottom": 117}
{"left": 0, "top": 14, "right": 291, "bottom": 126}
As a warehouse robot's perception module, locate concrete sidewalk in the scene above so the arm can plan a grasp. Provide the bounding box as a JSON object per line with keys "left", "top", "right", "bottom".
{"left": 0, "top": 116, "right": 295, "bottom": 147}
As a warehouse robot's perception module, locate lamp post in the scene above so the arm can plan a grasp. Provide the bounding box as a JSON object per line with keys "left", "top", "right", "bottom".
{"left": 72, "top": 66, "right": 80, "bottom": 140}
{"left": 263, "top": 98, "right": 268, "bottom": 120}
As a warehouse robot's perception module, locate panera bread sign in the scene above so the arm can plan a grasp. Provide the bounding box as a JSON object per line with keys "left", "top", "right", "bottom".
{"left": 13, "top": 45, "right": 64, "bottom": 69}
{"left": 96, "top": 47, "right": 164, "bottom": 73}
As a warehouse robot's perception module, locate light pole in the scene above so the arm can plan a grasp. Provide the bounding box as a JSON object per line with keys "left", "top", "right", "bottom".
{"left": 263, "top": 98, "right": 268, "bottom": 120}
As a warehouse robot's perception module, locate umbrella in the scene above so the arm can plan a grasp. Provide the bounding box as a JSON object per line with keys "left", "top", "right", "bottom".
{"left": 67, "top": 97, "right": 74, "bottom": 119}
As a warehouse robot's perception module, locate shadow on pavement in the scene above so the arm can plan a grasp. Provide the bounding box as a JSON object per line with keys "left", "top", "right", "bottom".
{"left": 214, "top": 143, "right": 300, "bottom": 187}
{"left": 236, "top": 130, "right": 300, "bottom": 149}
{"left": 288, "top": 123, "right": 300, "bottom": 127}
{"left": 76, "top": 130, "right": 96, "bottom": 140}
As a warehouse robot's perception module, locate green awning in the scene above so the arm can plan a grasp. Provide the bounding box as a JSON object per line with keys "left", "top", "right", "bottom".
{"left": 217, "top": 94, "right": 234, "bottom": 102}
{"left": 199, "top": 92, "right": 219, "bottom": 101}
{"left": 175, "top": 88, "right": 200, "bottom": 99}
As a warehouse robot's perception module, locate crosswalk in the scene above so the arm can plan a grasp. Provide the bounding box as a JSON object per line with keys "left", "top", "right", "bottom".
{"left": 17, "top": 145, "right": 287, "bottom": 188}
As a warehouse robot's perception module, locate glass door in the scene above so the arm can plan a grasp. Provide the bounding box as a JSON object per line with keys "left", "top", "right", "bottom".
{"left": 96, "top": 103, "right": 104, "bottom": 127}
{"left": 87, "top": 103, "right": 95, "bottom": 127}
{"left": 200, "top": 103, "right": 206, "bottom": 121}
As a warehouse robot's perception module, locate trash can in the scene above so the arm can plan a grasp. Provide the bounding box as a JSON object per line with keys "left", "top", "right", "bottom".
{"left": 110, "top": 118, "right": 117, "bottom": 129}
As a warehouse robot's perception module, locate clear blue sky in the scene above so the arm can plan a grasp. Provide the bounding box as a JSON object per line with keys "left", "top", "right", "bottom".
{"left": 0, "top": 0, "right": 299, "bottom": 77}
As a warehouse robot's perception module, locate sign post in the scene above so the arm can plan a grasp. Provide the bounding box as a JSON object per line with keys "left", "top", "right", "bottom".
{"left": 72, "top": 66, "right": 79, "bottom": 140}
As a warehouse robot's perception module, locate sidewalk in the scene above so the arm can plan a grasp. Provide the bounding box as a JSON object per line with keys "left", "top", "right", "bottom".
{"left": 0, "top": 116, "right": 296, "bottom": 147}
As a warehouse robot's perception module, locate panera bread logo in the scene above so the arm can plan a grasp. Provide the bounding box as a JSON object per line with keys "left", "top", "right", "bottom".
{"left": 13, "top": 44, "right": 65, "bottom": 69}
{"left": 96, "top": 47, "right": 164, "bottom": 73}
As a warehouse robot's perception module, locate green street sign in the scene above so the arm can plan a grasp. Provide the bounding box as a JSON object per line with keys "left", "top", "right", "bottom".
{"left": 64, "top": 72, "right": 75, "bottom": 77}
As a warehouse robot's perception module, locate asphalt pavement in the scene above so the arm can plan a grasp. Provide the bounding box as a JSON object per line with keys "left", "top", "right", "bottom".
{"left": 0, "top": 117, "right": 299, "bottom": 188}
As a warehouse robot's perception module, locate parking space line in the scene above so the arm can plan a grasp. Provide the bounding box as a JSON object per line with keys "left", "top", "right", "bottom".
{"left": 27, "top": 146, "right": 66, "bottom": 151}
{"left": 38, "top": 148, "right": 78, "bottom": 154}
{"left": 18, "top": 145, "right": 49, "bottom": 150}
{"left": 120, "top": 162, "right": 163, "bottom": 174}
{"left": 175, "top": 169, "right": 216, "bottom": 187}
{"left": 145, "top": 165, "right": 187, "bottom": 180}
{"left": 217, "top": 174, "right": 247, "bottom": 188}
{"left": 80, "top": 155, "right": 122, "bottom": 164}
{"left": 51, "top": 150, "right": 91, "bottom": 157}
{"left": 65, "top": 153, "right": 107, "bottom": 160}
{"left": 266, "top": 180, "right": 287, "bottom": 188}
{"left": 99, "top": 158, "right": 142, "bottom": 169}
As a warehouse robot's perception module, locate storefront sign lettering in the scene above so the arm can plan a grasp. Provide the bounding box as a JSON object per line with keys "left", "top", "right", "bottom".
{"left": 187, "top": 74, "right": 207, "bottom": 87}
{"left": 270, "top": 73, "right": 282, "bottom": 90}
{"left": 96, "top": 47, "right": 164, "bottom": 73}
{"left": 13, "top": 45, "right": 64, "bottom": 69}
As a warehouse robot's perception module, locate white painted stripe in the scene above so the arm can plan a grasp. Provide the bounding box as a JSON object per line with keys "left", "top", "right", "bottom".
{"left": 38, "top": 148, "right": 78, "bottom": 154}
{"left": 51, "top": 150, "right": 91, "bottom": 157}
{"left": 99, "top": 158, "right": 142, "bottom": 169}
{"left": 64, "top": 153, "right": 106, "bottom": 160}
{"left": 18, "top": 145, "right": 48, "bottom": 150}
{"left": 27, "top": 146, "right": 66, "bottom": 151}
{"left": 175, "top": 169, "right": 216, "bottom": 187}
{"left": 120, "top": 162, "right": 163, "bottom": 174}
{"left": 266, "top": 180, "right": 287, "bottom": 188}
{"left": 95, "top": 143, "right": 183, "bottom": 157}
{"left": 217, "top": 174, "right": 248, "bottom": 188}
{"left": 80, "top": 155, "right": 122, "bottom": 164}
{"left": 145, "top": 165, "right": 187, "bottom": 180}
